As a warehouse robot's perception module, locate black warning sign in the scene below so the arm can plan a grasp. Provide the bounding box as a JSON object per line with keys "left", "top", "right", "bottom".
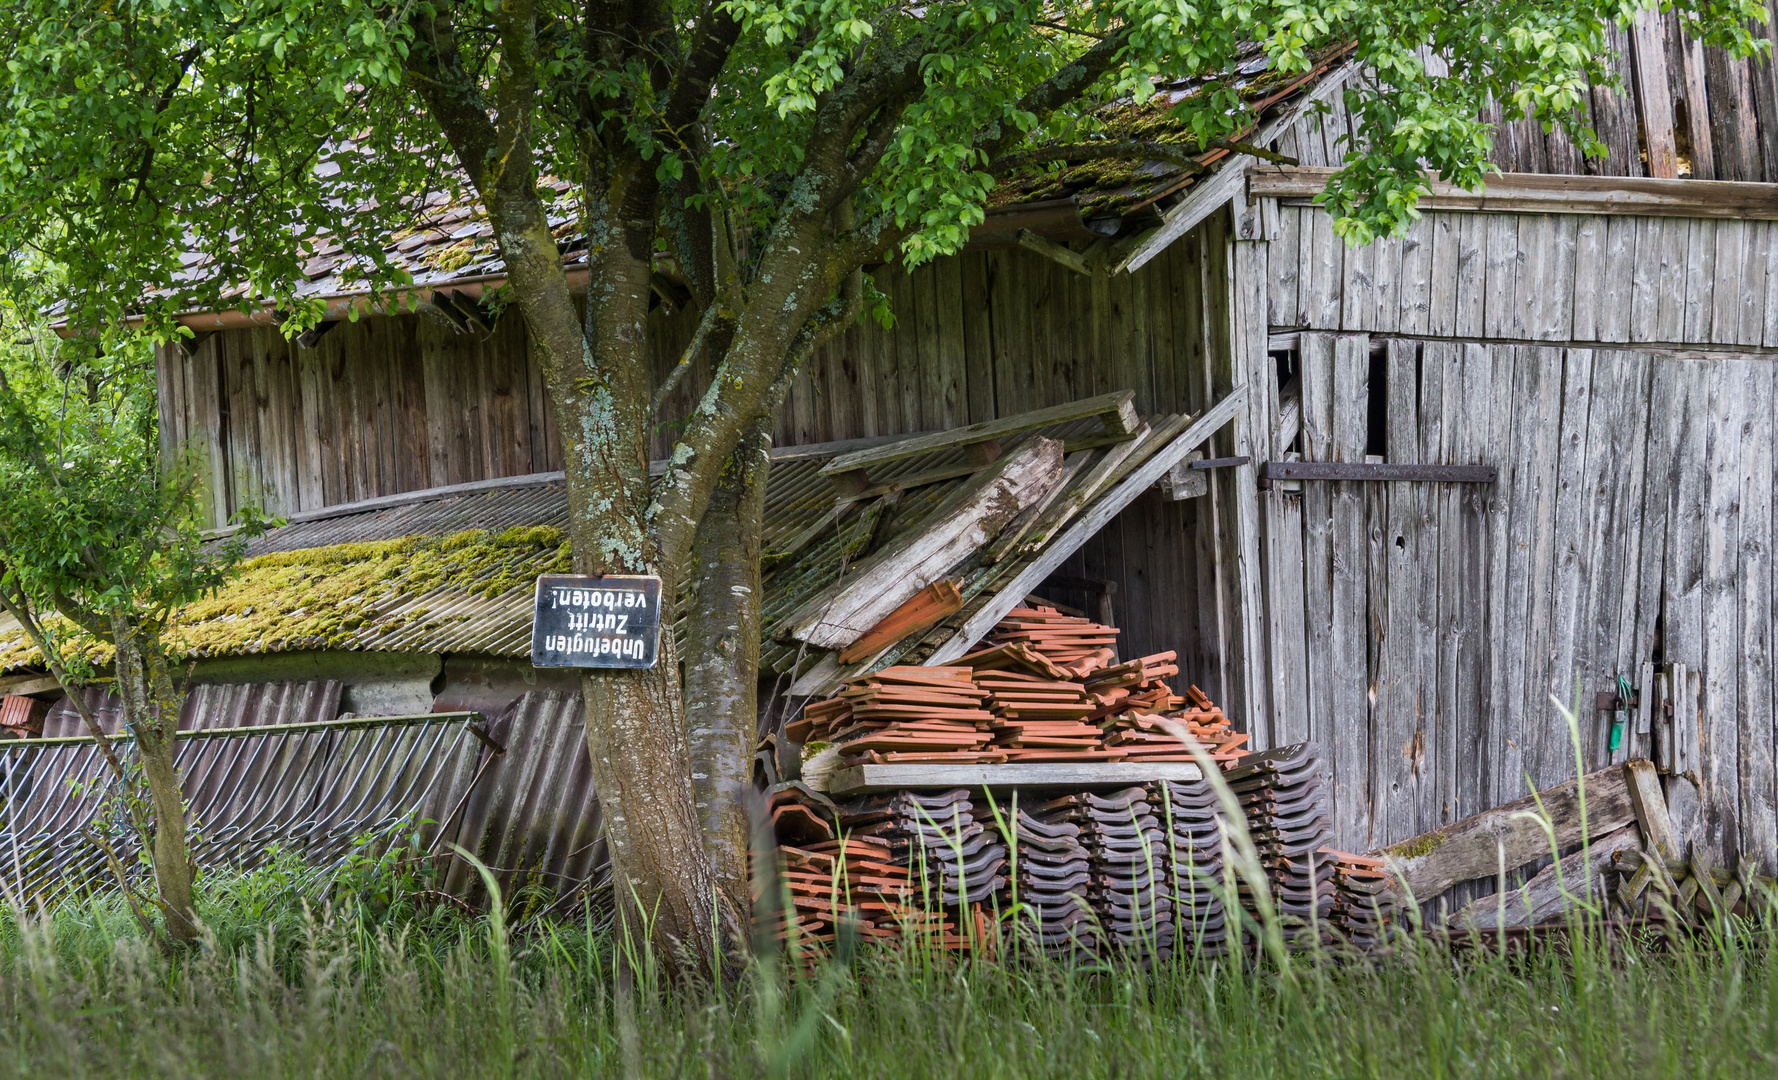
{"left": 530, "top": 574, "right": 662, "bottom": 669}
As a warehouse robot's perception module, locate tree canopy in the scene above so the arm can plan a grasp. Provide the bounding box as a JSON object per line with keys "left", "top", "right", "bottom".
{"left": 5, "top": 0, "right": 1764, "bottom": 332}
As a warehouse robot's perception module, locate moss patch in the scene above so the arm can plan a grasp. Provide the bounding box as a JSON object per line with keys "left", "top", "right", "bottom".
{"left": 1384, "top": 831, "right": 1448, "bottom": 861}
{"left": 0, "top": 526, "right": 571, "bottom": 670}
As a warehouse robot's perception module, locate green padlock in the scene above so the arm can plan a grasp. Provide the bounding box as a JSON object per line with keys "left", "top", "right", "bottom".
{"left": 1609, "top": 674, "right": 1634, "bottom": 753}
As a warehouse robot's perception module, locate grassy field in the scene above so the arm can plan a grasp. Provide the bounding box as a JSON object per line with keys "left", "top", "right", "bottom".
{"left": 1, "top": 870, "right": 1775, "bottom": 1080}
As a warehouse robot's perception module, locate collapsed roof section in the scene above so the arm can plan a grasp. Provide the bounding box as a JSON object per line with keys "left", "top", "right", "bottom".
{"left": 0, "top": 391, "right": 1244, "bottom": 681}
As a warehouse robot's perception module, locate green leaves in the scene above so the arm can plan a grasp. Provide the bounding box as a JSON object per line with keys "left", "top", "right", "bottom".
{"left": 0, "top": 315, "right": 264, "bottom": 660}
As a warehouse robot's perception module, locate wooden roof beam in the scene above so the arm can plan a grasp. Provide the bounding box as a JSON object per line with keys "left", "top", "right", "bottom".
{"left": 1249, "top": 166, "right": 1778, "bottom": 219}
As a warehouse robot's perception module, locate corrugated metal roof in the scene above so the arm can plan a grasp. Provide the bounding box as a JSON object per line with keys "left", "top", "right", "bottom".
{"left": 0, "top": 410, "right": 1208, "bottom": 674}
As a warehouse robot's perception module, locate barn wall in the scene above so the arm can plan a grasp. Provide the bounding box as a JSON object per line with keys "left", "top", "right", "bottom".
{"left": 156, "top": 220, "right": 1247, "bottom": 703}
{"left": 1246, "top": 204, "right": 1778, "bottom": 871}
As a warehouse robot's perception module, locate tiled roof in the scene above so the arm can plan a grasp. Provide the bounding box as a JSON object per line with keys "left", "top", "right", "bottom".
{"left": 988, "top": 40, "right": 1355, "bottom": 221}
{"left": 155, "top": 46, "right": 1353, "bottom": 309}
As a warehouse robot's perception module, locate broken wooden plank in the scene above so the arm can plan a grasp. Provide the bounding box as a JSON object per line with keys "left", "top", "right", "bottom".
{"left": 924, "top": 387, "right": 1249, "bottom": 666}
{"left": 1156, "top": 451, "right": 1208, "bottom": 501}
{"left": 835, "top": 579, "right": 965, "bottom": 664}
{"left": 1117, "top": 58, "right": 1360, "bottom": 274}
{"left": 818, "top": 391, "right": 1139, "bottom": 481}
{"left": 1017, "top": 229, "right": 1090, "bottom": 276}
{"left": 1375, "top": 762, "right": 1636, "bottom": 903}
{"left": 1624, "top": 757, "right": 1680, "bottom": 860}
{"left": 983, "top": 449, "right": 1093, "bottom": 563}
{"left": 0, "top": 673, "right": 60, "bottom": 697}
{"left": 788, "top": 438, "right": 1065, "bottom": 649}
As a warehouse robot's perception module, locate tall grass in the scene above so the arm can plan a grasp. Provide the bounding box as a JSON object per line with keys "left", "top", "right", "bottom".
{"left": 2, "top": 880, "right": 1777, "bottom": 1079}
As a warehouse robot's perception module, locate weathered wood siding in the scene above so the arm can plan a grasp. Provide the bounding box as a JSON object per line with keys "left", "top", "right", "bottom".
{"left": 1275, "top": 13, "right": 1778, "bottom": 183}
{"left": 156, "top": 221, "right": 1251, "bottom": 708}
{"left": 1266, "top": 205, "right": 1778, "bottom": 351}
{"left": 1253, "top": 328, "right": 1777, "bottom": 867}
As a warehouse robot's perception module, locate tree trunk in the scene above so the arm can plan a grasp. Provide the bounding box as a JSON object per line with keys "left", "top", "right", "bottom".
{"left": 683, "top": 418, "right": 771, "bottom": 917}
{"left": 506, "top": 195, "right": 738, "bottom": 976}
{"left": 109, "top": 616, "right": 197, "bottom": 943}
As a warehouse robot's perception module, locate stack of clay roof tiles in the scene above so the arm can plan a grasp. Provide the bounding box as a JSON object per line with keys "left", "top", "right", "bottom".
{"left": 792, "top": 609, "right": 1243, "bottom": 766}
{"left": 1323, "top": 850, "right": 1396, "bottom": 949}
{"left": 1226, "top": 744, "right": 1335, "bottom": 948}
{"left": 767, "top": 788, "right": 955, "bottom": 946}
{"left": 1027, "top": 787, "right": 1174, "bottom": 954}
{"left": 838, "top": 789, "right": 1008, "bottom": 913}
{"left": 1147, "top": 778, "right": 1232, "bottom": 958}
{"left": 987, "top": 608, "right": 1120, "bottom": 672}
{"left": 789, "top": 667, "right": 1003, "bottom": 766}
{"left": 1003, "top": 805, "right": 1101, "bottom": 956}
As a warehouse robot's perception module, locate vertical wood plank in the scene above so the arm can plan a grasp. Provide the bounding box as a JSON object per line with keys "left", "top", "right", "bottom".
{"left": 1682, "top": 217, "right": 1717, "bottom": 343}
{"left": 1330, "top": 333, "right": 1372, "bottom": 847}
{"left": 1269, "top": 206, "right": 1303, "bottom": 328}
{"left": 1602, "top": 351, "right": 1657, "bottom": 763}
{"left": 1679, "top": 26, "right": 1717, "bottom": 179}
{"left": 1378, "top": 338, "right": 1425, "bottom": 844}
{"left": 1308, "top": 208, "right": 1344, "bottom": 330}
{"left": 1698, "top": 359, "right": 1748, "bottom": 861}
{"left": 1299, "top": 331, "right": 1338, "bottom": 792}
{"left": 1711, "top": 219, "right": 1749, "bottom": 345}
{"left": 1340, "top": 232, "right": 1375, "bottom": 332}
{"left": 1557, "top": 350, "right": 1614, "bottom": 769}
{"left": 1544, "top": 216, "right": 1579, "bottom": 340}
{"left": 1629, "top": 218, "right": 1663, "bottom": 343}
{"left": 1631, "top": 9, "right": 1680, "bottom": 178}
{"left": 1370, "top": 234, "right": 1402, "bottom": 334}
{"left": 1737, "top": 360, "right": 1776, "bottom": 871}
{"left": 1482, "top": 215, "right": 1519, "bottom": 340}
{"left": 960, "top": 252, "right": 997, "bottom": 424}
{"left": 1396, "top": 212, "right": 1434, "bottom": 335}
{"left": 1654, "top": 218, "right": 1690, "bottom": 343}
{"left": 1596, "top": 215, "right": 1638, "bottom": 345}
{"left": 1473, "top": 343, "right": 1519, "bottom": 815}
{"left": 1230, "top": 237, "right": 1273, "bottom": 747}
{"left": 930, "top": 255, "right": 968, "bottom": 430}
{"left": 1570, "top": 216, "right": 1605, "bottom": 342}
{"left": 1704, "top": 45, "right": 1761, "bottom": 181}
{"left": 1452, "top": 214, "right": 1487, "bottom": 339}
{"left": 1661, "top": 357, "right": 1708, "bottom": 804}
{"left": 1735, "top": 221, "right": 1771, "bottom": 347}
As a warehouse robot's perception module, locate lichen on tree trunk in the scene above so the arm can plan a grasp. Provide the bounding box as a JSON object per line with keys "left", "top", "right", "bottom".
{"left": 683, "top": 418, "right": 771, "bottom": 915}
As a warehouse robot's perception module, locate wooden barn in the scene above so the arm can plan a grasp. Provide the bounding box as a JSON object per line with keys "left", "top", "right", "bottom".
{"left": 7, "top": 14, "right": 1778, "bottom": 903}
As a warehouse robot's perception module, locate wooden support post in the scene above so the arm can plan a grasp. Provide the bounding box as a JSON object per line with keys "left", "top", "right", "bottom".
{"left": 1016, "top": 229, "right": 1090, "bottom": 276}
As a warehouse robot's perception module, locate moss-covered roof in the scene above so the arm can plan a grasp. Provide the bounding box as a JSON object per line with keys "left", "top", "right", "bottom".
{"left": 0, "top": 526, "right": 571, "bottom": 671}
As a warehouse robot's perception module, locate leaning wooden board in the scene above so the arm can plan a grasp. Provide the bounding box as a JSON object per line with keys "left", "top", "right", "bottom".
{"left": 824, "top": 762, "right": 1204, "bottom": 796}
{"left": 1376, "top": 761, "right": 1637, "bottom": 904}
